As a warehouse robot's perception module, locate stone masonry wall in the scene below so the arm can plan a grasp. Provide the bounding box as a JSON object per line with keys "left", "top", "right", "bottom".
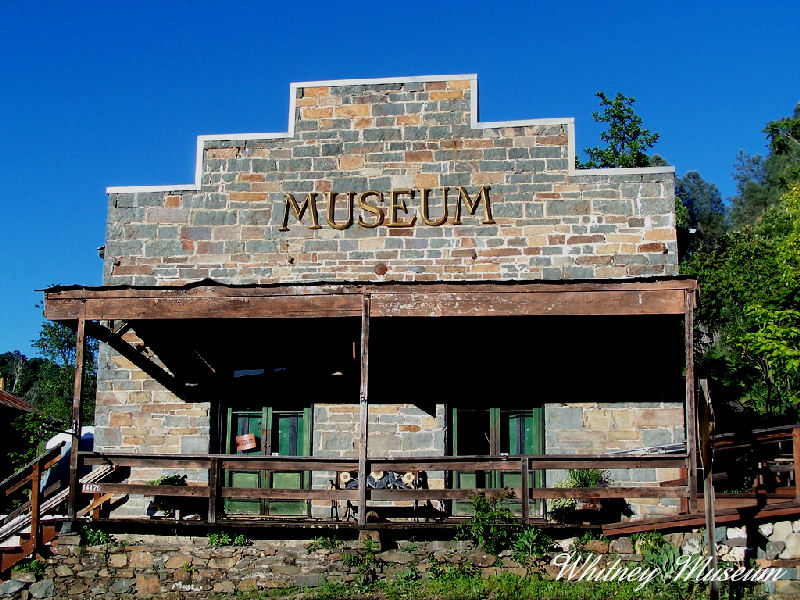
{"left": 94, "top": 75, "right": 681, "bottom": 519}
{"left": 546, "top": 401, "right": 685, "bottom": 518}
{"left": 310, "top": 403, "right": 446, "bottom": 517}
{"left": 103, "top": 77, "right": 677, "bottom": 286}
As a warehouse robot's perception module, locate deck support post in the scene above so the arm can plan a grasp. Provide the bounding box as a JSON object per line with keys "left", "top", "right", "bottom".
{"left": 67, "top": 316, "right": 86, "bottom": 521}
{"left": 685, "top": 292, "right": 698, "bottom": 514}
{"left": 208, "top": 457, "right": 219, "bottom": 524}
{"left": 30, "top": 460, "right": 41, "bottom": 554}
{"left": 520, "top": 457, "right": 529, "bottom": 523}
{"left": 358, "top": 295, "right": 370, "bottom": 528}
{"left": 699, "top": 379, "right": 718, "bottom": 600}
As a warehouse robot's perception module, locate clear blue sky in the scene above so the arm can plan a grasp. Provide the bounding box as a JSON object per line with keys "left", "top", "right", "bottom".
{"left": 1, "top": 1, "right": 798, "bottom": 357}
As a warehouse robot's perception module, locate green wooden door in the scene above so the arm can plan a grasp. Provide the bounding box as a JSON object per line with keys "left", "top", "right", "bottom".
{"left": 451, "top": 406, "right": 543, "bottom": 514}
{"left": 224, "top": 405, "right": 311, "bottom": 517}
{"left": 226, "top": 409, "right": 266, "bottom": 515}
{"left": 266, "top": 408, "right": 311, "bottom": 516}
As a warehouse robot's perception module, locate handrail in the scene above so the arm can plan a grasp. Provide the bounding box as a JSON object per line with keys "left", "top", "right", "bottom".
{"left": 75, "top": 450, "right": 693, "bottom": 524}
{"left": 0, "top": 442, "right": 65, "bottom": 494}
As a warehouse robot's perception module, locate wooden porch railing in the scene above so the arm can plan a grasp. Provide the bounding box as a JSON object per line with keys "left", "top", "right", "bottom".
{"left": 0, "top": 442, "right": 65, "bottom": 570}
{"left": 79, "top": 451, "right": 691, "bottom": 524}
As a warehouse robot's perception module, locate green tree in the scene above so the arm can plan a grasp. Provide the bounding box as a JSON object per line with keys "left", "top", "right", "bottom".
{"left": 684, "top": 180, "right": 799, "bottom": 416}
{"left": 3, "top": 320, "right": 98, "bottom": 470}
{"left": 676, "top": 171, "right": 727, "bottom": 246}
{"left": 729, "top": 104, "right": 800, "bottom": 228}
{"left": 577, "top": 91, "right": 660, "bottom": 169}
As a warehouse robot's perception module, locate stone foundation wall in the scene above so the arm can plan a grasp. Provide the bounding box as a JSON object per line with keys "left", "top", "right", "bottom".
{"left": 3, "top": 524, "right": 799, "bottom": 599}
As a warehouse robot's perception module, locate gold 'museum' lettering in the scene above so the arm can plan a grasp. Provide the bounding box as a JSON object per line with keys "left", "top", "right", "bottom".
{"left": 277, "top": 186, "right": 492, "bottom": 231}
{"left": 453, "top": 186, "right": 495, "bottom": 225}
{"left": 420, "top": 187, "right": 449, "bottom": 226}
{"left": 279, "top": 193, "right": 322, "bottom": 231}
{"left": 387, "top": 189, "right": 417, "bottom": 227}
{"left": 357, "top": 191, "right": 385, "bottom": 228}
{"left": 325, "top": 191, "right": 354, "bottom": 230}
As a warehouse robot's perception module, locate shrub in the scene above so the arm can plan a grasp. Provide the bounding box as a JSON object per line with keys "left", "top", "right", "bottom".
{"left": 455, "top": 491, "right": 516, "bottom": 554}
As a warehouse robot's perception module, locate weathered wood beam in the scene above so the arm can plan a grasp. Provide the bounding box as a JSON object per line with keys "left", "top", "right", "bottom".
{"left": 85, "top": 321, "right": 188, "bottom": 399}
{"left": 686, "top": 291, "right": 698, "bottom": 514}
{"left": 44, "top": 284, "right": 694, "bottom": 321}
{"left": 358, "top": 294, "right": 370, "bottom": 528}
{"left": 67, "top": 317, "right": 85, "bottom": 521}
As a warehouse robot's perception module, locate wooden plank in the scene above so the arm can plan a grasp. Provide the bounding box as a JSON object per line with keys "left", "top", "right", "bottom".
{"left": 794, "top": 427, "right": 800, "bottom": 501}
{"left": 44, "top": 278, "right": 698, "bottom": 302}
{"left": 699, "top": 379, "right": 719, "bottom": 600}
{"left": 528, "top": 486, "right": 688, "bottom": 499}
{"left": 219, "top": 459, "right": 358, "bottom": 471}
{"left": 68, "top": 316, "right": 85, "bottom": 520}
{"left": 82, "top": 456, "right": 212, "bottom": 468}
{"left": 358, "top": 294, "right": 370, "bottom": 528}
{"left": 44, "top": 283, "right": 695, "bottom": 322}
{"left": 76, "top": 493, "right": 114, "bottom": 518}
{"left": 47, "top": 295, "right": 362, "bottom": 321}
{"left": 521, "top": 458, "right": 529, "bottom": 523}
{"left": 29, "top": 461, "right": 40, "bottom": 553}
{"left": 685, "top": 292, "right": 698, "bottom": 514}
{"left": 81, "top": 483, "right": 211, "bottom": 497}
{"left": 222, "top": 488, "right": 359, "bottom": 500}
{"left": 208, "top": 457, "right": 219, "bottom": 524}
{"left": 370, "top": 289, "right": 686, "bottom": 317}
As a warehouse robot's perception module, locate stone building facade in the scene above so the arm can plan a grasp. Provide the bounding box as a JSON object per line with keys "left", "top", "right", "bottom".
{"left": 94, "top": 74, "right": 684, "bottom": 519}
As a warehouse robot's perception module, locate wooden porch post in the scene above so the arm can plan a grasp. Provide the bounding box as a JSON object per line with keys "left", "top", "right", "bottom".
{"left": 67, "top": 317, "right": 86, "bottom": 521}
{"left": 358, "top": 295, "right": 370, "bottom": 528}
{"left": 685, "top": 292, "right": 698, "bottom": 514}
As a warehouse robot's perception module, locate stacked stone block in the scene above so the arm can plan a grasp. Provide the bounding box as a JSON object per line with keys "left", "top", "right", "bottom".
{"left": 94, "top": 76, "right": 683, "bottom": 521}
{"left": 104, "top": 78, "right": 677, "bottom": 286}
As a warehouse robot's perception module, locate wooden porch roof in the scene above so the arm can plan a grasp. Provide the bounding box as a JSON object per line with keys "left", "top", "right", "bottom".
{"left": 43, "top": 277, "right": 698, "bottom": 321}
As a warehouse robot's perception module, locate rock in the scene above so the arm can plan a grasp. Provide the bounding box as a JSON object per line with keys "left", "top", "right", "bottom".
{"left": 714, "top": 527, "right": 727, "bottom": 543}
{"left": 208, "top": 556, "right": 238, "bottom": 569}
{"left": 11, "top": 572, "right": 36, "bottom": 583}
{"left": 237, "top": 579, "right": 258, "bottom": 592}
{"left": 584, "top": 539, "right": 609, "bottom": 554}
{"left": 0, "top": 579, "right": 26, "bottom": 596}
{"left": 555, "top": 537, "right": 575, "bottom": 552}
{"left": 466, "top": 551, "right": 496, "bottom": 567}
{"left": 766, "top": 541, "right": 786, "bottom": 560}
{"left": 108, "top": 579, "right": 134, "bottom": 594}
{"left": 544, "top": 564, "right": 563, "bottom": 579}
{"left": 135, "top": 574, "right": 160, "bottom": 595}
{"left": 664, "top": 533, "right": 684, "bottom": 547}
{"left": 720, "top": 546, "right": 746, "bottom": 562}
{"left": 55, "top": 534, "right": 81, "bottom": 545}
{"left": 681, "top": 534, "right": 702, "bottom": 555}
{"left": 377, "top": 550, "right": 415, "bottom": 565}
{"left": 214, "top": 581, "right": 235, "bottom": 593}
{"left": 609, "top": 538, "right": 634, "bottom": 554}
{"left": 776, "top": 580, "right": 800, "bottom": 595}
{"left": 129, "top": 550, "right": 154, "bottom": 568}
{"left": 727, "top": 526, "right": 746, "bottom": 540}
{"left": 297, "top": 574, "right": 325, "bottom": 587}
{"left": 28, "top": 578, "right": 54, "bottom": 599}
{"left": 780, "top": 533, "right": 800, "bottom": 559}
{"left": 759, "top": 523, "right": 774, "bottom": 538}
{"left": 54, "top": 565, "right": 73, "bottom": 577}
{"left": 165, "top": 552, "right": 194, "bottom": 569}
{"left": 357, "top": 530, "right": 381, "bottom": 550}
{"left": 772, "top": 521, "right": 793, "bottom": 543}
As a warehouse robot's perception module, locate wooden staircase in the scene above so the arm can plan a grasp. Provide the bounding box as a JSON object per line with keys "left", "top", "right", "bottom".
{"left": 0, "top": 444, "right": 115, "bottom": 572}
